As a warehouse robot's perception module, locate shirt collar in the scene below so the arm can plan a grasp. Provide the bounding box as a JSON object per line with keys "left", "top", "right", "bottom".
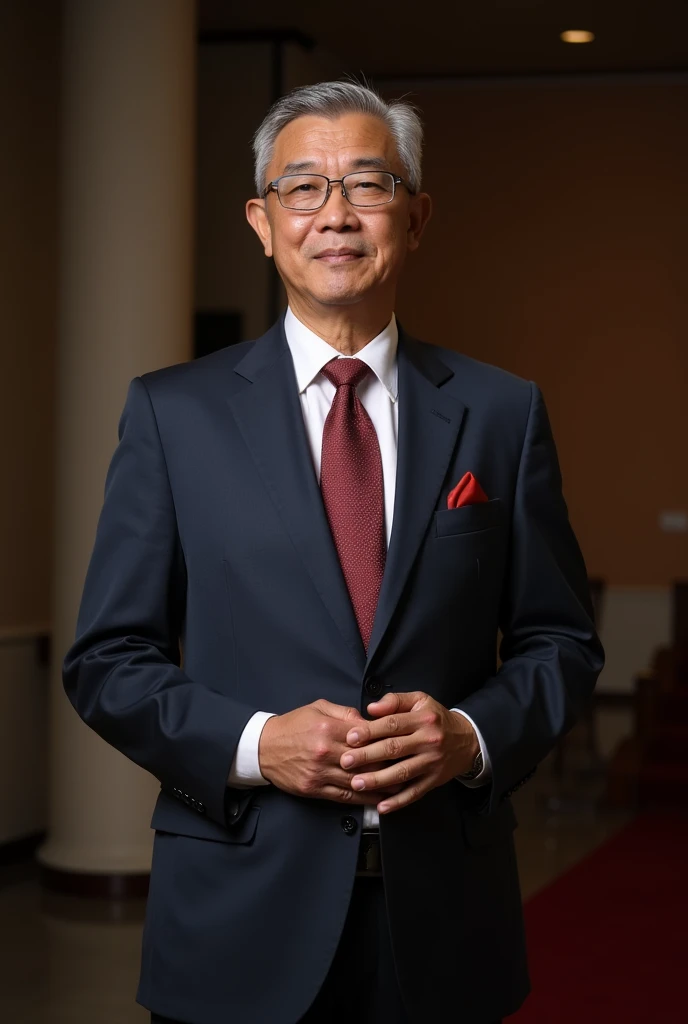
{"left": 284, "top": 306, "right": 399, "bottom": 403}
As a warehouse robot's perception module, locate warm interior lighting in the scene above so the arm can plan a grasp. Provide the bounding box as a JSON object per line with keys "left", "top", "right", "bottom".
{"left": 560, "top": 29, "right": 595, "bottom": 44}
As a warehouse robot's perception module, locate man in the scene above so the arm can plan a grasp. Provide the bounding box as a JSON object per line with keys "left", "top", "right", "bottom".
{"left": 63, "top": 81, "right": 604, "bottom": 1024}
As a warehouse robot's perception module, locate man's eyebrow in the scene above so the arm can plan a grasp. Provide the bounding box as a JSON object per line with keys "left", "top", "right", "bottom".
{"left": 279, "top": 156, "right": 392, "bottom": 175}
{"left": 281, "top": 160, "right": 319, "bottom": 174}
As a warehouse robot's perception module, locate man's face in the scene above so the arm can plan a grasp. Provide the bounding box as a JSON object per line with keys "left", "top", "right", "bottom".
{"left": 246, "top": 112, "right": 431, "bottom": 311}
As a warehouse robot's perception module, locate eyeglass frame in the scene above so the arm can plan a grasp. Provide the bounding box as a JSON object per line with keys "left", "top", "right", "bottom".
{"left": 261, "top": 170, "right": 416, "bottom": 210}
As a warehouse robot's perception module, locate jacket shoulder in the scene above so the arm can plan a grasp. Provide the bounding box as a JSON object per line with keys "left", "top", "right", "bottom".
{"left": 413, "top": 338, "right": 533, "bottom": 410}
{"left": 140, "top": 341, "right": 254, "bottom": 386}
{"left": 135, "top": 341, "right": 258, "bottom": 406}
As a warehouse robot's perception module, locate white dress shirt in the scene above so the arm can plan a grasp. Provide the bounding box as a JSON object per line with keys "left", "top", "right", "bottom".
{"left": 227, "top": 307, "right": 491, "bottom": 828}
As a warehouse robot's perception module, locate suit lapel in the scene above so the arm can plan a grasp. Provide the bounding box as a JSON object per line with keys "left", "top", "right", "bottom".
{"left": 365, "top": 329, "right": 466, "bottom": 668}
{"left": 226, "top": 318, "right": 465, "bottom": 676}
{"left": 227, "top": 318, "right": 366, "bottom": 670}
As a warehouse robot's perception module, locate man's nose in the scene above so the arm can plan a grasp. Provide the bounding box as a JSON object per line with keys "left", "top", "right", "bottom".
{"left": 315, "top": 183, "right": 360, "bottom": 229}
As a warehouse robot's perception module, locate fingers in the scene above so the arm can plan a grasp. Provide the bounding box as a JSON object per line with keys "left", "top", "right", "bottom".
{"left": 319, "top": 785, "right": 401, "bottom": 807}
{"left": 375, "top": 777, "right": 431, "bottom": 815}
{"left": 362, "top": 761, "right": 404, "bottom": 795}
{"left": 345, "top": 704, "right": 436, "bottom": 748}
{"left": 365, "top": 691, "right": 426, "bottom": 718}
{"left": 340, "top": 735, "right": 413, "bottom": 770}
{"left": 314, "top": 699, "right": 365, "bottom": 723}
{"left": 326, "top": 766, "right": 403, "bottom": 793}
{"left": 348, "top": 754, "right": 430, "bottom": 795}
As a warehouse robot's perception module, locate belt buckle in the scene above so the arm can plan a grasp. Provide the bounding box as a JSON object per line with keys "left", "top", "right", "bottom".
{"left": 356, "top": 830, "right": 382, "bottom": 877}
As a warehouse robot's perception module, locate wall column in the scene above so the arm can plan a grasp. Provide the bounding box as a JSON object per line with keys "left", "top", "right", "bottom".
{"left": 37, "top": 0, "right": 196, "bottom": 891}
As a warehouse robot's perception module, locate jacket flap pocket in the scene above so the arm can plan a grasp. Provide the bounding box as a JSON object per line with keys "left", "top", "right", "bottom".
{"left": 150, "top": 790, "right": 260, "bottom": 844}
{"left": 461, "top": 799, "right": 517, "bottom": 849}
{"left": 435, "top": 498, "right": 503, "bottom": 538}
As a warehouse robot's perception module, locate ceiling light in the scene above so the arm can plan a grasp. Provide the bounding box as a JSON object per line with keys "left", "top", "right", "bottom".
{"left": 560, "top": 30, "right": 595, "bottom": 44}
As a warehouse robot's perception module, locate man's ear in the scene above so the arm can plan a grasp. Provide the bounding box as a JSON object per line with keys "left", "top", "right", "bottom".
{"left": 246, "top": 198, "right": 273, "bottom": 257}
{"left": 406, "top": 192, "right": 432, "bottom": 253}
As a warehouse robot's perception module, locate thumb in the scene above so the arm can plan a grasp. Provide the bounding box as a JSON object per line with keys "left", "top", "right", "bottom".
{"left": 315, "top": 699, "right": 365, "bottom": 722}
{"left": 367, "top": 690, "right": 427, "bottom": 715}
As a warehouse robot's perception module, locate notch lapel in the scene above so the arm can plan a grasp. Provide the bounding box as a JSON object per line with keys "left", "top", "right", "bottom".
{"left": 365, "top": 331, "right": 466, "bottom": 668}
{"left": 227, "top": 320, "right": 366, "bottom": 670}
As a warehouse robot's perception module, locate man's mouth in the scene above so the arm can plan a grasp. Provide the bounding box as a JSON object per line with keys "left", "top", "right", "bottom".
{"left": 314, "top": 248, "right": 364, "bottom": 263}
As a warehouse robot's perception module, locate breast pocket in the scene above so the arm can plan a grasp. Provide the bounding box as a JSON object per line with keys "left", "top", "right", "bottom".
{"left": 435, "top": 498, "right": 503, "bottom": 538}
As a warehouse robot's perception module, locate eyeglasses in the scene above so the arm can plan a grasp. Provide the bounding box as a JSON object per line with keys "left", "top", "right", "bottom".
{"left": 262, "top": 170, "right": 415, "bottom": 211}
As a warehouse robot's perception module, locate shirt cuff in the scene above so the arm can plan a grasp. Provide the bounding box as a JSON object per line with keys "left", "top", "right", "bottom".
{"left": 450, "top": 708, "right": 493, "bottom": 788}
{"left": 227, "top": 711, "right": 277, "bottom": 788}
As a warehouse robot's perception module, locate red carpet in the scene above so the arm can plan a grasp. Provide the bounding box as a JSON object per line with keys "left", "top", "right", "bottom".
{"left": 511, "top": 814, "right": 688, "bottom": 1023}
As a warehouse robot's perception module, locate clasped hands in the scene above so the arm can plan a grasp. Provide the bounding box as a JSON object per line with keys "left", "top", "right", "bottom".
{"left": 258, "top": 690, "right": 480, "bottom": 814}
{"left": 340, "top": 691, "right": 479, "bottom": 813}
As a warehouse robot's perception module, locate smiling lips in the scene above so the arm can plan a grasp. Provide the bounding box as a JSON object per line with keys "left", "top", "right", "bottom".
{"left": 314, "top": 248, "right": 364, "bottom": 263}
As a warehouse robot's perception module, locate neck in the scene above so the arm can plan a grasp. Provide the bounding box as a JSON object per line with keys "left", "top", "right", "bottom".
{"left": 286, "top": 294, "right": 394, "bottom": 356}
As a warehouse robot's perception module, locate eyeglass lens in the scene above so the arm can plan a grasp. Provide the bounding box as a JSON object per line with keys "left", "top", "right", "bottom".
{"left": 276, "top": 171, "right": 395, "bottom": 209}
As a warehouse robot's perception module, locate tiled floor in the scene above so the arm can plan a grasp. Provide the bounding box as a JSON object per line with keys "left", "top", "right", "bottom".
{"left": 0, "top": 749, "right": 631, "bottom": 1023}
{"left": 512, "top": 751, "right": 631, "bottom": 900}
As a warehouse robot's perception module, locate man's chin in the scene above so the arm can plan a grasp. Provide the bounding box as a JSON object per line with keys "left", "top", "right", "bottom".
{"left": 306, "top": 282, "right": 372, "bottom": 307}
{"left": 315, "top": 292, "right": 368, "bottom": 308}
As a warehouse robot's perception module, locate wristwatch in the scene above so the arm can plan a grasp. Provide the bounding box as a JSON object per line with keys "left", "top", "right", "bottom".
{"left": 459, "top": 749, "right": 484, "bottom": 781}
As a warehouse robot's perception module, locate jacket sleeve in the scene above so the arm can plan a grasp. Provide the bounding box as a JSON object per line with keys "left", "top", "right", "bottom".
{"left": 455, "top": 382, "right": 605, "bottom": 815}
{"left": 62, "top": 376, "right": 262, "bottom": 829}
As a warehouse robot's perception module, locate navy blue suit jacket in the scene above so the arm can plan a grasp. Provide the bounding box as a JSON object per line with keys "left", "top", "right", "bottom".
{"left": 63, "top": 315, "right": 604, "bottom": 1024}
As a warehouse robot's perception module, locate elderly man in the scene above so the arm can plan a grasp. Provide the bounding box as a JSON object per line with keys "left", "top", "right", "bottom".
{"left": 64, "top": 81, "right": 603, "bottom": 1024}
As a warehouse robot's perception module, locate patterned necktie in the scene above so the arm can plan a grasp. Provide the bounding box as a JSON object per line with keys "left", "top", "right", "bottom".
{"left": 320, "top": 357, "right": 386, "bottom": 651}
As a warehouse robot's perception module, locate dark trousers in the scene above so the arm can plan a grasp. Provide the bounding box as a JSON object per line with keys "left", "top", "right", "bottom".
{"left": 298, "top": 874, "right": 410, "bottom": 1024}
{"left": 150, "top": 875, "right": 502, "bottom": 1024}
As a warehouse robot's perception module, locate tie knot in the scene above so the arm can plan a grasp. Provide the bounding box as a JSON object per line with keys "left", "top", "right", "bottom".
{"left": 321, "top": 357, "right": 371, "bottom": 391}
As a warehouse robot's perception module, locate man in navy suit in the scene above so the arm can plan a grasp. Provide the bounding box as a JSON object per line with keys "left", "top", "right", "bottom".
{"left": 63, "top": 81, "right": 604, "bottom": 1024}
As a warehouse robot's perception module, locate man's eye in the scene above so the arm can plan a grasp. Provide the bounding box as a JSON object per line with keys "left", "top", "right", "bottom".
{"left": 285, "top": 182, "right": 318, "bottom": 194}
{"left": 350, "top": 179, "right": 387, "bottom": 192}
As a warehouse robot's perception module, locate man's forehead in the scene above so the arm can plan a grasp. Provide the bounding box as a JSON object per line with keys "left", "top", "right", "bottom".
{"left": 270, "top": 113, "right": 399, "bottom": 172}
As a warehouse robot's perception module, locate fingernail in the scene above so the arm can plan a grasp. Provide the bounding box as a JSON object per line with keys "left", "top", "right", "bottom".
{"left": 378, "top": 803, "right": 390, "bottom": 813}
{"left": 349, "top": 731, "right": 359, "bottom": 744}
{"left": 342, "top": 754, "right": 354, "bottom": 767}
{"left": 352, "top": 778, "right": 365, "bottom": 790}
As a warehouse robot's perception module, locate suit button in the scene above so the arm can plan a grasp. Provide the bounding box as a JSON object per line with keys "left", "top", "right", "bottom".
{"left": 228, "top": 801, "right": 240, "bottom": 818}
{"left": 341, "top": 815, "right": 358, "bottom": 835}
{"left": 365, "top": 677, "right": 382, "bottom": 698}
{"left": 196, "top": 802, "right": 206, "bottom": 814}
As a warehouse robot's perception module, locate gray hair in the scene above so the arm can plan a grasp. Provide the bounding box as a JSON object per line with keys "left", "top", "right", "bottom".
{"left": 252, "top": 80, "right": 423, "bottom": 196}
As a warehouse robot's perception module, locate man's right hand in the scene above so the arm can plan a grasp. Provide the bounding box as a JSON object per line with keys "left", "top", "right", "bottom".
{"left": 257, "top": 699, "right": 403, "bottom": 806}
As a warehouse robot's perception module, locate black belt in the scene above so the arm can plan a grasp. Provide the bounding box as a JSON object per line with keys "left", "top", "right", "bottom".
{"left": 356, "top": 830, "right": 382, "bottom": 877}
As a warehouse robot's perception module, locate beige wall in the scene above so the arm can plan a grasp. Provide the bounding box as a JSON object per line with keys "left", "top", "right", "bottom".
{"left": 0, "top": 1, "right": 60, "bottom": 630}
{"left": 195, "top": 40, "right": 344, "bottom": 341}
{"left": 1, "top": 1, "right": 58, "bottom": 841}
{"left": 195, "top": 41, "right": 273, "bottom": 340}
{"left": 387, "top": 77, "right": 688, "bottom": 587}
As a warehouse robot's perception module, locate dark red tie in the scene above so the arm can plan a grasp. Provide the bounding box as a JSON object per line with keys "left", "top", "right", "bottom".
{"left": 320, "top": 357, "right": 386, "bottom": 651}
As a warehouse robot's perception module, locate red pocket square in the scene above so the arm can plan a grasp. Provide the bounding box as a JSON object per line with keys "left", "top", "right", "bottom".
{"left": 447, "top": 472, "right": 489, "bottom": 509}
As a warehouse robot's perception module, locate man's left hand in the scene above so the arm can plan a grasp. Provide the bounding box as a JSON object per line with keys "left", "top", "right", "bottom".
{"left": 339, "top": 691, "right": 480, "bottom": 815}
